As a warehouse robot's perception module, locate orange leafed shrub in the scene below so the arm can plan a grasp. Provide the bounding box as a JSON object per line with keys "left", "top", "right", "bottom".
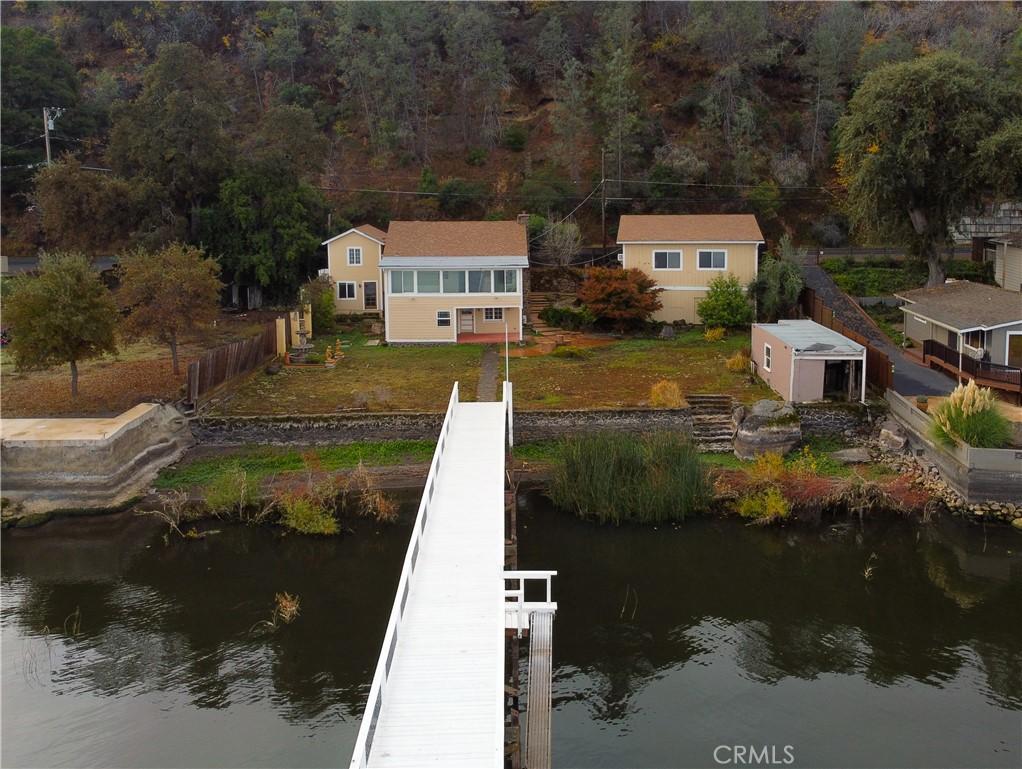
{"left": 577, "top": 267, "right": 663, "bottom": 331}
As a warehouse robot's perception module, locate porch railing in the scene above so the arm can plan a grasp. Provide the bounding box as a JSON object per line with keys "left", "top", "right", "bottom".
{"left": 922, "top": 339, "right": 1022, "bottom": 388}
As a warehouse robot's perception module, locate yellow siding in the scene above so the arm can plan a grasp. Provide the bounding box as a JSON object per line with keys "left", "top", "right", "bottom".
{"left": 326, "top": 232, "right": 384, "bottom": 314}
{"left": 386, "top": 294, "right": 521, "bottom": 342}
{"left": 622, "top": 241, "right": 758, "bottom": 323}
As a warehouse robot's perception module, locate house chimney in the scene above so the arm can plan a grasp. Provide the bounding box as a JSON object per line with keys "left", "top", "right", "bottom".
{"left": 517, "top": 211, "right": 529, "bottom": 227}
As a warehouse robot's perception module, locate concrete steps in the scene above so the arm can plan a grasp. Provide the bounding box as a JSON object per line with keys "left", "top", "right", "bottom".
{"left": 688, "top": 394, "right": 736, "bottom": 454}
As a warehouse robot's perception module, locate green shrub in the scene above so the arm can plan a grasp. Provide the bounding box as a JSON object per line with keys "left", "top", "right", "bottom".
{"left": 305, "top": 278, "right": 336, "bottom": 336}
{"left": 547, "top": 432, "right": 710, "bottom": 525}
{"left": 466, "top": 147, "right": 488, "bottom": 166}
{"left": 551, "top": 345, "right": 593, "bottom": 360}
{"left": 502, "top": 124, "right": 528, "bottom": 151}
{"left": 278, "top": 492, "right": 339, "bottom": 535}
{"left": 203, "top": 464, "right": 255, "bottom": 517}
{"left": 539, "top": 305, "right": 595, "bottom": 330}
{"left": 696, "top": 274, "right": 754, "bottom": 328}
{"left": 931, "top": 381, "right": 1012, "bottom": 448}
{"left": 736, "top": 486, "right": 791, "bottom": 522}
{"left": 304, "top": 352, "right": 324, "bottom": 364}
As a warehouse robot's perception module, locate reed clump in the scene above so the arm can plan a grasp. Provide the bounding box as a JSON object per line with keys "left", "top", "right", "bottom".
{"left": 547, "top": 431, "right": 710, "bottom": 525}
{"left": 350, "top": 461, "right": 399, "bottom": 523}
{"left": 725, "top": 350, "right": 750, "bottom": 373}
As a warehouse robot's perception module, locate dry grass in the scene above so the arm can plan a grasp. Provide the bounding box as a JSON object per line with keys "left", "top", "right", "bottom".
{"left": 1, "top": 319, "right": 263, "bottom": 417}
{"left": 649, "top": 379, "right": 683, "bottom": 408}
{"left": 510, "top": 331, "right": 775, "bottom": 410}
{"left": 214, "top": 334, "right": 484, "bottom": 414}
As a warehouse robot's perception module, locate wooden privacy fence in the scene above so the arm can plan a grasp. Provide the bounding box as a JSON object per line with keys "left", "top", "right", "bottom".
{"left": 799, "top": 288, "right": 893, "bottom": 391}
{"left": 185, "top": 322, "right": 277, "bottom": 407}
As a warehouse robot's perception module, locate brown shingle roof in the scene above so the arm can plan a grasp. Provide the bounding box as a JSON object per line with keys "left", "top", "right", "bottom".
{"left": 617, "top": 214, "right": 764, "bottom": 243}
{"left": 383, "top": 221, "right": 528, "bottom": 258}
{"left": 896, "top": 280, "right": 1022, "bottom": 330}
{"left": 355, "top": 223, "right": 387, "bottom": 242}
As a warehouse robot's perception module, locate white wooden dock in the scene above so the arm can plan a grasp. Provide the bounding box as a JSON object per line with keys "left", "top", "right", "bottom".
{"left": 351, "top": 384, "right": 510, "bottom": 768}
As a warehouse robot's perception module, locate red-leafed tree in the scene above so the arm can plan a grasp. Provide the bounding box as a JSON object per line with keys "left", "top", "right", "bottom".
{"left": 577, "top": 267, "right": 663, "bottom": 331}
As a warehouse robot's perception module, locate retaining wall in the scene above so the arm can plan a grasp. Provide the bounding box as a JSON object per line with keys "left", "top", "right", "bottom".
{"left": 1, "top": 403, "right": 194, "bottom": 523}
{"left": 194, "top": 407, "right": 694, "bottom": 446}
{"left": 794, "top": 402, "right": 872, "bottom": 437}
{"left": 885, "top": 391, "right": 1022, "bottom": 503}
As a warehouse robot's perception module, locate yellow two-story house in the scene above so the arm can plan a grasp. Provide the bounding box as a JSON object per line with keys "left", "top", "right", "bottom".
{"left": 617, "top": 214, "right": 764, "bottom": 324}
{"left": 322, "top": 224, "right": 388, "bottom": 315}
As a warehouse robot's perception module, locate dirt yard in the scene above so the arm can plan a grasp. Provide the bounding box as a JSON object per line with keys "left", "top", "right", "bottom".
{"left": 1, "top": 316, "right": 264, "bottom": 418}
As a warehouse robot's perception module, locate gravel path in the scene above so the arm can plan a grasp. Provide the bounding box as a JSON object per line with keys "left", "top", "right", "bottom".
{"left": 476, "top": 346, "right": 500, "bottom": 402}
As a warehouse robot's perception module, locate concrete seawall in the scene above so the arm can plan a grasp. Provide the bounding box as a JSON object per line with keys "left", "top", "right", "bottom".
{"left": 1, "top": 403, "right": 194, "bottom": 525}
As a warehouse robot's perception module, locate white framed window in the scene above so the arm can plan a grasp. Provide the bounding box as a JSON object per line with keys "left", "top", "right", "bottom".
{"left": 763, "top": 343, "right": 772, "bottom": 372}
{"left": 390, "top": 271, "right": 414, "bottom": 294}
{"left": 442, "top": 270, "right": 467, "bottom": 293}
{"left": 484, "top": 307, "right": 503, "bottom": 321}
{"left": 347, "top": 247, "right": 362, "bottom": 266}
{"left": 468, "top": 270, "right": 492, "bottom": 293}
{"left": 653, "top": 250, "right": 682, "bottom": 270}
{"left": 416, "top": 270, "right": 441, "bottom": 294}
{"left": 337, "top": 281, "right": 356, "bottom": 300}
{"left": 494, "top": 269, "right": 518, "bottom": 293}
{"left": 697, "top": 249, "right": 727, "bottom": 270}
{"left": 437, "top": 310, "right": 451, "bottom": 327}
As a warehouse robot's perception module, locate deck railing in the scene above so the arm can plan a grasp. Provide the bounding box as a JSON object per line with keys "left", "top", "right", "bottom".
{"left": 922, "top": 339, "right": 1022, "bottom": 388}
{"left": 349, "top": 382, "right": 460, "bottom": 769}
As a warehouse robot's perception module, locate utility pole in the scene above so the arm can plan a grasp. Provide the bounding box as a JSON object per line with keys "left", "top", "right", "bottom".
{"left": 600, "top": 148, "right": 606, "bottom": 254}
{"left": 42, "top": 107, "right": 64, "bottom": 165}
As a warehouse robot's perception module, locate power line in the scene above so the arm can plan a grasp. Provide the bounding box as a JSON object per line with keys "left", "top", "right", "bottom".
{"left": 606, "top": 177, "right": 834, "bottom": 191}
{"left": 527, "top": 182, "right": 603, "bottom": 245}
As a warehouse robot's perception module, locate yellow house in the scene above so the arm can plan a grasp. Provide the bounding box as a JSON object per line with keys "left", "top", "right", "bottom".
{"left": 322, "top": 224, "right": 388, "bottom": 315}
{"left": 381, "top": 220, "right": 528, "bottom": 344}
{"left": 617, "top": 214, "right": 764, "bottom": 324}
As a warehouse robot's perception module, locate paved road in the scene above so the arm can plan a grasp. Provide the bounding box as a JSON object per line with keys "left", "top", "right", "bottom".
{"left": 800, "top": 265, "right": 954, "bottom": 397}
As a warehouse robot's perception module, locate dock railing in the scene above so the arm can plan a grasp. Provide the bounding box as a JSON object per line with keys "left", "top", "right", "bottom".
{"left": 348, "top": 382, "right": 460, "bottom": 769}
{"left": 503, "top": 570, "right": 557, "bottom": 637}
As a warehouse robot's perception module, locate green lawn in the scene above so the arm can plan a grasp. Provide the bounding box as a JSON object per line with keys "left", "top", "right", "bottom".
{"left": 213, "top": 331, "right": 485, "bottom": 414}
{"left": 510, "top": 330, "right": 775, "bottom": 410}
{"left": 155, "top": 440, "right": 437, "bottom": 490}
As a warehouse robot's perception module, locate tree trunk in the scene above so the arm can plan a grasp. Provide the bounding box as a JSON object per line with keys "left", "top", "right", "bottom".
{"left": 70, "top": 359, "right": 78, "bottom": 398}
{"left": 170, "top": 333, "right": 180, "bottom": 376}
{"left": 925, "top": 243, "right": 946, "bottom": 287}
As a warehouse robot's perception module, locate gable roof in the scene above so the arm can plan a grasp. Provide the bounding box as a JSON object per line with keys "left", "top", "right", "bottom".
{"left": 617, "top": 214, "right": 764, "bottom": 243}
{"left": 895, "top": 280, "right": 1022, "bottom": 331}
{"left": 321, "top": 223, "right": 387, "bottom": 246}
{"left": 991, "top": 232, "right": 1022, "bottom": 248}
{"left": 383, "top": 221, "right": 528, "bottom": 258}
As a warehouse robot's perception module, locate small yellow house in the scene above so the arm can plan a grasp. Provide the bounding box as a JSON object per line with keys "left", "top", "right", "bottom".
{"left": 322, "top": 224, "right": 388, "bottom": 315}
{"left": 381, "top": 220, "right": 528, "bottom": 343}
{"left": 617, "top": 214, "right": 764, "bottom": 324}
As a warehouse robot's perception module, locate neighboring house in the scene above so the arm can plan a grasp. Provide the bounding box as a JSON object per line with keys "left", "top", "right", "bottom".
{"left": 986, "top": 233, "right": 1022, "bottom": 292}
{"left": 616, "top": 214, "right": 764, "bottom": 324}
{"left": 380, "top": 220, "right": 528, "bottom": 343}
{"left": 751, "top": 320, "right": 867, "bottom": 403}
{"left": 322, "top": 223, "right": 388, "bottom": 315}
{"left": 896, "top": 280, "right": 1022, "bottom": 401}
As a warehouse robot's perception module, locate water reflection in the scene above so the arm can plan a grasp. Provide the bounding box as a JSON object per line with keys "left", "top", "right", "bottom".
{"left": 3, "top": 493, "right": 1020, "bottom": 768}
{"left": 517, "top": 493, "right": 1022, "bottom": 768}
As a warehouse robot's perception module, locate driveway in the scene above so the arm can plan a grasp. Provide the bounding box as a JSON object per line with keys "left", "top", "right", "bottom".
{"left": 800, "top": 264, "right": 954, "bottom": 397}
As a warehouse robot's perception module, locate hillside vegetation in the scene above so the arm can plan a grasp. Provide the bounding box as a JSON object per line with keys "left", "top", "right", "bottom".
{"left": 2, "top": 2, "right": 1020, "bottom": 298}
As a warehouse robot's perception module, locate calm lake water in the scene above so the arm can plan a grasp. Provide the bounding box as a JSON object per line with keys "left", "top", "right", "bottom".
{"left": 2, "top": 492, "right": 1020, "bottom": 768}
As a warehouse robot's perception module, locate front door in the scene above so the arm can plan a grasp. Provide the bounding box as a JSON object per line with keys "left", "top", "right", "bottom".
{"left": 1008, "top": 333, "right": 1022, "bottom": 368}
{"left": 363, "top": 281, "right": 378, "bottom": 311}
{"left": 459, "top": 309, "right": 474, "bottom": 333}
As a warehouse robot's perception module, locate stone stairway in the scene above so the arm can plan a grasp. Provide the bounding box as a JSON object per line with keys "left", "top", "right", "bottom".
{"left": 687, "top": 393, "right": 736, "bottom": 453}
{"left": 526, "top": 291, "right": 576, "bottom": 336}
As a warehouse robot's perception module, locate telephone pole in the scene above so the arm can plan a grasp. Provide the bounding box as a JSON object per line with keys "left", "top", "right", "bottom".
{"left": 600, "top": 148, "right": 607, "bottom": 253}
{"left": 42, "top": 107, "right": 64, "bottom": 165}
